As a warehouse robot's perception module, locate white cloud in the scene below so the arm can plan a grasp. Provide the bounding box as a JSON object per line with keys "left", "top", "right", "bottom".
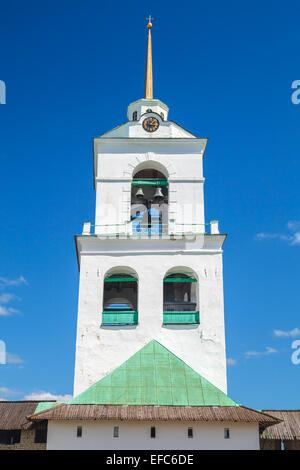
{"left": 287, "top": 220, "right": 300, "bottom": 231}
{"left": 0, "top": 276, "right": 27, "bottom": 288}
{"left": 245, "top": 347, "right": 278, "bottom": 358}
{"left": 0, "top": 293, "right": 18, "bottom": 304}
{"left": 227, "top": 358, "right": 237, "bottom": 366}
{"left": 256, "top": 233, "right": 290, "bottom": 241}
{"left": 0, "top": 306, "right": 19, "bottom": 316}
{"left": 291, "top": 232, "right": 300, "bottom": 246}
{"left": 6, "top": 353, "right": 25, "bottom": 364}
{"left": 0, "top": 282, "right": 23, "bottom": 316}
{"left": 0, "top": 386, "right": 20, "bottom": 397}
{"left": 255, "top": 220, "right": 300, "bottom": 246}
{"left": 274, "top": 328, "right": 300, "bottom": 338}
{"left": 23, "top": 391, "right": 73, "bottom": 402}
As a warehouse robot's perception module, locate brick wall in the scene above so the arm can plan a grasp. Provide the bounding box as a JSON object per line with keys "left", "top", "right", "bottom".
{"left": 0, "top": 429, "right": 46, "bottom": 451}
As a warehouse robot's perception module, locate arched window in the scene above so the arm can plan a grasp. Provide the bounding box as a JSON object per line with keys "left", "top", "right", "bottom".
{"left": 163, "top": 270, "right": 199, "bottom": 324}
{"left": 102, "top": 270, "right": 138, "bottom": 325}
{"left": 132, "top": 111, "right": 137, "bottom": 121}
{"left": 131, "top": 168, "right": 168, "bottom": 235}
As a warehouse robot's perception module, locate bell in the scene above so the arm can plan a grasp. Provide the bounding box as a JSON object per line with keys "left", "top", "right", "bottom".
{"left": 153, "top": 187, "right": 164, "bottom": 201}
{"left": 135, "top": 187, "right": 145, "bottom": 199}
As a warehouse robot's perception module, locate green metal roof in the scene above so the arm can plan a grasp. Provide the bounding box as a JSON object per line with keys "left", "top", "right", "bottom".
{"left": 68, "top": 340, "right": 238, "bottom": 407}
{"left": 34, "top": 401, "right": 63, "bottom": 414}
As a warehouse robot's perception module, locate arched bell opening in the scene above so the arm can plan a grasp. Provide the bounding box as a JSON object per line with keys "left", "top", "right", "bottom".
{"left": 163, "top": 268, "right": 199, "bottom": 325}
{"left": 131, "top": 168, "right": 168, "bottom": 235}
{"left": 102, "top": 268, "right": 138, "bottom": 326}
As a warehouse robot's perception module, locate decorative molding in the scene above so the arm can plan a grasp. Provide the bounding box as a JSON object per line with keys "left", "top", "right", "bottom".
{"left": 80, "top": 249, "right": 224, "bottom": 256}
{"left": 95, "top": 177, "right": 132, "bottom": 182}
{"left": 169, "top": 177, "right": 205, "bottom": 183}
{"left": 126, "top": 153, "right": 177, "bottom": 178}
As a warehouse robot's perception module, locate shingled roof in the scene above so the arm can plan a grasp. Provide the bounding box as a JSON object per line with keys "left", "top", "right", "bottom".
{"left": 261, "top": 410, "right": 300, "bottom": 440}
{"left": 27, "top": 341, "right": 280, "bottom": 428}
{"left": 0, "top": 401, "right": 56, "bottom": 430}
{"left": 30, "top": 403, "right": 280, "bottom": 426}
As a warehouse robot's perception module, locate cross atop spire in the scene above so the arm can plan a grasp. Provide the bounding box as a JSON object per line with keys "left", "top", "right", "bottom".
{"left": 144, "top": 15, "right": 154, "bottom": 99}
{"left": 146, "top": 15, "right": 154, "bottom": 27}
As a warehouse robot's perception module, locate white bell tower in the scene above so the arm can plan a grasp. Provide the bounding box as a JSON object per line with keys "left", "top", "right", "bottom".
{"left": 73, "top": 19, "right": 227, "bottom": 396}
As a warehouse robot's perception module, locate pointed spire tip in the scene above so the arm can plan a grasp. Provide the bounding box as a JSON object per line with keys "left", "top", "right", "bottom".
{"left": 144, "top": 15, "right": 154, "bottom": 99}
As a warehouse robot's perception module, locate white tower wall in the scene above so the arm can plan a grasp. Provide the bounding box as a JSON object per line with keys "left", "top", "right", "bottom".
{"left": 73, "top": 101, "right": 228, "bottom": 397}
{"left": 73, "top": 233, "right": 227, "bottom": 396}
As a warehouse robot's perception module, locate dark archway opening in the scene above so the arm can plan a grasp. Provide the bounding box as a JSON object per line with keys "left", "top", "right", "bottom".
{"left": 131, "top": 169, "right": 168, "bottom": 235}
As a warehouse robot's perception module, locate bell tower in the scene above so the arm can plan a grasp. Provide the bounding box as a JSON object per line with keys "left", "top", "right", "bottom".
{"left": 73, "top": 18, "right": 227, "bottom": 397}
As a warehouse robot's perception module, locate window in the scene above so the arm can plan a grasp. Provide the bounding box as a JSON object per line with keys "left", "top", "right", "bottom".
{"left": 150, "top": 427, "right": 156, "bottom": 438}
{"left": 163, "top": 271, "right": 199, "bottom": 324}
{"left": 224, "top": 428, "right": 230, "bottom": 439}
{"left": 77, "top": 426, "right": 82, "bottom": 437}
{"left": 102, "top": 271, "right": 138, "bottom": 325}
{"left": 34, "top": 422, "right": 47, "bottom": 443}
{"left": 113, "top": 426, "right": 119, "bottom": 438}
{"left": 133, "top": 111, "right": 137, "bottom": 121}
{"left": 131, "top": 168, "right": 168, "bottom": 236}
{"left": 188, "top": 427, "right": 193, "bottom": 438}
{"left": 0, "top": 430, "right": 21, "bottom": 445}
{"left": 160, "top": 112, "right": 164, "bottom": 120}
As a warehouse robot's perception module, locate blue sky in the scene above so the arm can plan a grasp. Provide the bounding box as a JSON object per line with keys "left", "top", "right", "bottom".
{"left": 0, "top": 0, "right": 300, "bottom": 408}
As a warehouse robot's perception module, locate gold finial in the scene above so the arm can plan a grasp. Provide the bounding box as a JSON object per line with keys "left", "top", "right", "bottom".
{"left": 144, "top": 15, "right": 154, "bottom": 99}
{"left": 146, "top": 15, "right": 154, "bottom": 29}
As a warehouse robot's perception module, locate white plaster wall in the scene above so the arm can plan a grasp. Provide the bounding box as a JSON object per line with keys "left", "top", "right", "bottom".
{"left": 94, "top": 140, "right": 206, "bottom": 231}
{"left": 95, "top": 142, "right": 205, "bottom": 179}
{"left": 47, "top": 421, "right": 259, "bottom": 450}
{"left": 73, "top": 240, "right": 227, "bottom": 396}
{"left": 127, "top": 98, "right": 169, "bottom": 121}
{"left": 74, "top": 118, "right": 226, "bottom": 400}
{"left": 100, "top": 115, "right": 196, "bottom": 139}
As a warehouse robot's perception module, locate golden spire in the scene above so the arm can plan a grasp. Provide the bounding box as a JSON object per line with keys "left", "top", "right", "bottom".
{"left": 144, "top": 15, "right": 154, "bottom": 99}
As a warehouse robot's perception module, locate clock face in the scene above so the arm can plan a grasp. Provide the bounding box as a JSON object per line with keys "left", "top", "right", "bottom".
{"left": 142, "top": 117, "right": 159, "bottom": 133}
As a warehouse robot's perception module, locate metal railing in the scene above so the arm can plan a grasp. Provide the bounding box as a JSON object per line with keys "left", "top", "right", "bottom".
{"left": 81, "top": 220, "right": 219, "bottom": 237}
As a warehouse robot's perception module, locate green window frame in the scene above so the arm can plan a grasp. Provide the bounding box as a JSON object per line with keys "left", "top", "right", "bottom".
{"left": 163, "top": 311, "right": 199, "bottom": 325}
{"left": 102, "top": 310, "right": 138, "bottom": 326}
{"left": 163, "top": 273, "right": 197, "bottom": 283}
{"left": 103, "top": 273, "right": 138, "bottom": 325}
{"left": 163, "top": 273, "right": 198, "bottom": 324}
{"left": 132, "top": 179, "right": 168, "bottom": 186}
{"left": 104, "top": 274, "right": 138, "bottom": 282}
